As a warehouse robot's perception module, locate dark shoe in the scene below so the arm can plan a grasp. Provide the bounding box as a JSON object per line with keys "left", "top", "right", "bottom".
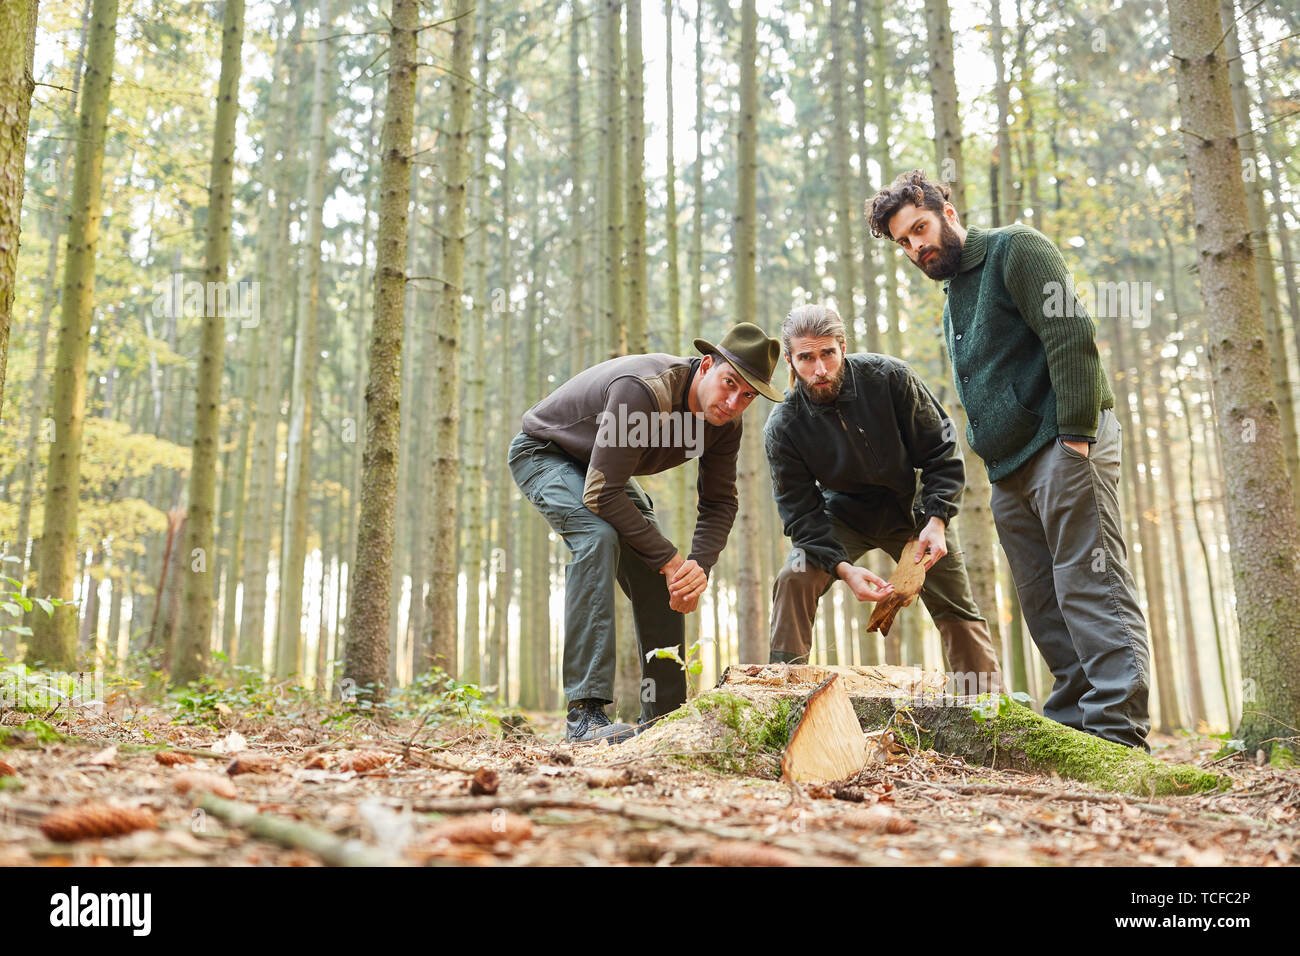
{"left": 566, "top": 699, "right": 635, "bottom": 744}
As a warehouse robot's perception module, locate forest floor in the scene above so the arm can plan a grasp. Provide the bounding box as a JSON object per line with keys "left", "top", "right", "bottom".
{"left": 1, "top": 685, "right": 1297, "bottom": 867}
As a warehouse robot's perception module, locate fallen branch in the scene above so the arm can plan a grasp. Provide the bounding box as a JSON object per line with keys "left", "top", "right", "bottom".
{"left": 196, "top": 793, "right": 402, "bottom": 866}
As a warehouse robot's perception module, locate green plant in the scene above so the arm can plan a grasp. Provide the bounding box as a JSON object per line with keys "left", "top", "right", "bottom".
{"left": 645, "top": 636, "right": 711, "bottom": 677}
{"left": 1, "top": 555, "right": 74, "bottom": 645}
{"left": 970, "top": 691, "right": 1035, "bottom": 723}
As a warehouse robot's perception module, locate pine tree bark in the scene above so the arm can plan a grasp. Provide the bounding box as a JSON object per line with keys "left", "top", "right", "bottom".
{"left": 277, "top": 0, "right": 332, "bottom": 679}
{"left": 461, "top": 0, "right": 492, "bottom": 687}
{"left": 240, "top": 3, "right": 301, "bottom": 672}
{"left": 921, "top": 0, "right": 1002, "bottom": 672}
{"left": 0, "top": 0, "right": 37, "bottom": 415}
{"left": 174, "top": 0, "right": 244, "bottom": 686}
{"left": 625, "top": 0, "right": 647, "bottom": 354}
{"left": 30, "top": 0, "right": 119, "bottom": 668}
{"left": 734, "top": 0, "right": 763, "bottom": 665}
{"left": 343, "top": 0, "right": 420, "bottom": 704}
{"left": 922, "top": 0, "right": 965, "bottom": 217}
{"left": 828, "top": 0, "right": 857, "bottom": 352}
{"left": 601, "top": 0, "right": 625, "bottom": 358}
{"left": 426, "top": 0, "right": 476, "bottom": 678}
{"left": 1168, "top": 0, "right": 1300, "bottom": 756}
{"left": 1220, "top": 0, "right": 1300, "bottom": 518}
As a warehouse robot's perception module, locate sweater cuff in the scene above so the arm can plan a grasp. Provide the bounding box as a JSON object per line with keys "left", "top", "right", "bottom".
{"left": 1058, "top": 423, "right": 1099, "bottom": 440}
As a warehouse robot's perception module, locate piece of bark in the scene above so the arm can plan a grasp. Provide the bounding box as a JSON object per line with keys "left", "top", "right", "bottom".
{"left": 469, "top": 768, "right": 500, "bottom": 795}
{"left": 780, "top": 674, "right": 867, "bottom": 784}
{"left": 155, "top": 751, "right": 196, "bottom": 767}
{"left": 173, "top": 771, "right": 238, "bottom": 799}
{"left": 866, "top": 539, "right": 926, "bottom": 635}
{"left": 227, "top": 753, "right": 279, "bottom": 776}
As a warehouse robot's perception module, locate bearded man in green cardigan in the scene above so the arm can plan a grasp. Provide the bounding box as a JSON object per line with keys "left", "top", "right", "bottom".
{"left": 867, "top": 169, "right": 1152, "bottom": 751}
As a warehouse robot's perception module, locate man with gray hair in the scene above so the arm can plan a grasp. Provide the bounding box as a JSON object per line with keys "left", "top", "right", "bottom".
{"left": 764, "top": 303, "right": 1002, "bottom": 687}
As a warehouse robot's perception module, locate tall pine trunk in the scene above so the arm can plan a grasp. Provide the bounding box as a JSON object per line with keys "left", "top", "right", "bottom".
{"left": 31, "top": 0, "right": 119, "bottom": 668}
{"left": 174, "top": 0, "right": 244, "bottom": 685}
{"left": 1168, "top": 0, "right": 1300, "bottom": 756}
{"left": 426, "top": 0, "right": 476, "bottom": 676}
{"left": 922, "top": 0, "right": 1002, "bottom": 672}
{"left": 0, "top": 0, "right": 37, "bottom": 414}
{"left": 277, "top": 0, "right": 332, "bottom": 679}
{"left": 734, "top": 0, "right": 763, "bottom": 665}
{"left": 343, "top": 0, "right": 420, "bottom": 703}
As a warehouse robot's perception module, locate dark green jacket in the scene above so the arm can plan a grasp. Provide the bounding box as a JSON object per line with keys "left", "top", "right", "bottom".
{"left": 943, "top": 224, "right": 1114, "bottom": 482}
{"left": 764, "top": 353, "right": 964, "bottom": 575}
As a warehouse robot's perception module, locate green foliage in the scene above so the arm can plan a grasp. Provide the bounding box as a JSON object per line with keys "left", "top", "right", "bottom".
{"left": 172, "top": 660, "right": 314, "bottom": 728}
{"left": 0, "top": 556, "right": 72, "bottom": 648}
{"left": 382, "top": 668, "right": 502, "bottom": 732}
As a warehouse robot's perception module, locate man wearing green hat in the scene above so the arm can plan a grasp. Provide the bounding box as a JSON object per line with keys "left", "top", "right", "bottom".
{"left": 509, "top": 323, "right": 784, "bottom": 743}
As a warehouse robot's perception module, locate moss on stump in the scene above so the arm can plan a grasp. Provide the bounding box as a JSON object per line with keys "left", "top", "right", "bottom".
{"left": 854, "top": 697, "right": 1226, "bottom": 796}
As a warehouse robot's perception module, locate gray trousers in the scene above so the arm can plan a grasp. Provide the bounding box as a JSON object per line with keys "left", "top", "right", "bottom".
{"left": 507, "top": 432, "right": 686, "bottom": 722}
{"left": 991, "top": 409, "right": 1152, "bottom": 749}
{"left": 769, "top": 515, "right": 1002, "bottom": 681}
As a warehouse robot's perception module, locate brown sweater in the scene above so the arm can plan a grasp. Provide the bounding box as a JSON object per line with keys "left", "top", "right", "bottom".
{"left": 520, "top": 353, "right": 741, "bottom": 571}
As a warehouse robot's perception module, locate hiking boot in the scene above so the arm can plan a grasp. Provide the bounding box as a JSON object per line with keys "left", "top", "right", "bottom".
{"left": 566, "top": 699, "right": 635, "bottom": 744}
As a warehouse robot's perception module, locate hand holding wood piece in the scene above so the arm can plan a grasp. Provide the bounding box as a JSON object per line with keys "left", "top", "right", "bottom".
{"left": 865, "top": 539, "right": 927, "bottom": 636}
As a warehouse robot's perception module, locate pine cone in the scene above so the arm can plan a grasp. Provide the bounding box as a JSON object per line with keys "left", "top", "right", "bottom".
{"left": 704, "top": 843, "right": 798, "bottom": 867}
{"left": 40, "top": 804, "right": 157, "bottom": 842}
{"left": 154, "top": 751, "right": 196, "bottom": 767}
{"left": 226, "top": 753, "right": 279, "bottom": 776}
{"left": 0, "top": 759, "right": 16, "bottom": 777}
{"left": 427, "top": 812, "right": 533, "bottom": 845}
{"left": 338, "top": 750, "right": 393, "bottom": 773}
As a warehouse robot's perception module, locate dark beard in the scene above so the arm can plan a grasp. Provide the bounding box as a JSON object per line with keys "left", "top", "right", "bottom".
{"left": 914, "top": 215, "right": 964, "bottom": 280}
{"left": 797, "top": 361, "right": 847, "bottom": 405}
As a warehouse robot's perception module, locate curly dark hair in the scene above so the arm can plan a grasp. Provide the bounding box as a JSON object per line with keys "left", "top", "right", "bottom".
{"left": 866, "top": 170, "right": 953, "bottom": 240}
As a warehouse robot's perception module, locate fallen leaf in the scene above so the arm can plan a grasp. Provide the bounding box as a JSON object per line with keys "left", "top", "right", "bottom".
{"left": 227, "top": 753, "right": 278, "bottom": 776}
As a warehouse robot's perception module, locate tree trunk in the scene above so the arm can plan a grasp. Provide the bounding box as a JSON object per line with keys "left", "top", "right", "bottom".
{"left": 239, "top": 2, "right": 301, "bottom": 673}
{"left": 30, "top": 0, "right": 119, "bottom": 668}
{"left": 828, "top": 0, "right": 857, "bottom": 351}
{"left": 0, "top": 0, "right": 38, "bottom": 414}
{"left": 733, "top": 0, "right": 763, "bottom": 665}
{"left": 174, "top": 0, "right": 244, "bottom": 686}
{"left": 343, "top": 0, "right": 420, "bottom": 705}
{"left": 425, "top": 0, "right": 475, "bottom": 678}
{"left": 1220, "top": 0, "right": 1300, "bottom": 518}
{"left": 624, "top": 0, "right": 647, "bottom": 354}
{"left": 920, "top": 0, "right": 1002, "bottom": 673}
{"left": 922, "top": 0, "right": 965, "bottom": 217}
{"left": 277, "top": 0, "right": 332, "bottom": 680}
{"left": 601, "top": 0, "right": 624, "bottom": 358}
{"left": 1168, "top": 0, "right": 1300, "bottom": 756}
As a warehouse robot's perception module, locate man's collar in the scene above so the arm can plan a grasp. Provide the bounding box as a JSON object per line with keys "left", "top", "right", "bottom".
{"left": 957, "top": 226, "right": 988, "bottom": 273}
{"left": 681, "top": 356, "right": 701, "bottom": 412}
